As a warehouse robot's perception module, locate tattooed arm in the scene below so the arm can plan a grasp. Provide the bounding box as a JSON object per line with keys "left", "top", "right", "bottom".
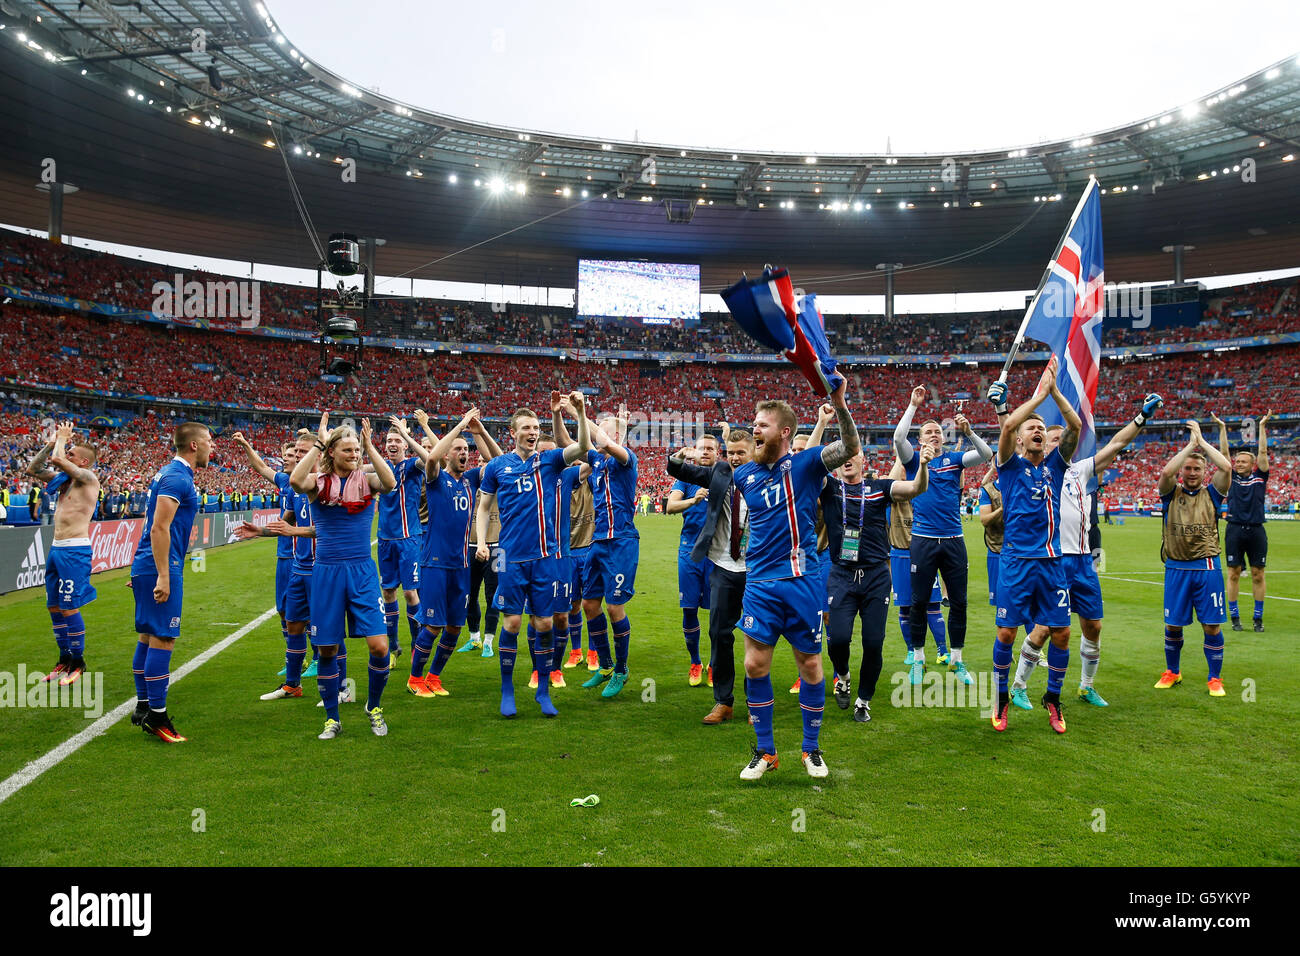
{"left": 819, "top": 381, "right": 861, "bottom": 471}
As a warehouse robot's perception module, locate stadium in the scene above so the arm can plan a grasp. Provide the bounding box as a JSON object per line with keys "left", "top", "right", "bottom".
{"left": 0, "top": 0, "right": 1296, "bottom": 902}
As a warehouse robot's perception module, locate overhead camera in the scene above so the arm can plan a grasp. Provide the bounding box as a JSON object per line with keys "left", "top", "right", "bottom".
{"left": 317, "top": 232, "right": 369, "bottom": 379}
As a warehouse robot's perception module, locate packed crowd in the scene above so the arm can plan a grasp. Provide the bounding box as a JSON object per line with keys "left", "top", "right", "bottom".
{"left": 5, "top": 228, "right": 1296, "bottom": 357}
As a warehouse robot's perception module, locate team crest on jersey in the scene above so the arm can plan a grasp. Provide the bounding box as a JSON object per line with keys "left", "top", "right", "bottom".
{"left": 780, "top": 460, "right": 792, "bottom": 473}
{"left": 745, "top": 475, "right": 755, "bottom": 485}
{"left": 1024, "top": 468, "right": 1032, "bottom": 478}
{"left": 170, "top": 617, "right": 181, "bottom": 628}
{"left": 743, "top": 615, "right": 755, "bottom": 629}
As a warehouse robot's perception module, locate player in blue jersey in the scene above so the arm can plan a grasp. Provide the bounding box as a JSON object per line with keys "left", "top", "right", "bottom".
{"left": 666, "top": 435, "right": 718, "bottom": 686}
{"left": 290, "top": 413, "right": 396, "bottom": 739}
{"left": 893, "top": 384, "right": 995, "bottom": 684}
{"left": 989, "top": 357, "right": 1081, "bottom": 734}
{"left": 574, "top": 404, "right": 640, "bottom": 699}
{"left": 376, "top": 414, "right": 434, "bottom": 664}
{"left": 1212, "top": 410, "right": 1272, "bottom": 632}
{"left": 1154, "top": 421, "right": 1233, "bottom": 696}
{"left": 231, "top": 432, "right": 302, "bottom": 674}
{"left": 735, "top": 383, "right": 860, "bottom": 781}
{"left": 408, "top": 407, "right": 503, "bottom": 698}
{"left": 475, "top": 395, "right": 592, "bottom": 718}
{"left": 823, "top": 444, "right": 930, "bottom": 724}
{"left": 129, "top": 421, "right": 211, "bottom": 743}
{"left": 26, "top": 421, "right": 100, "bottom": 687}
{"left": 551, "top": 394, "right": 599, "bottom": 676}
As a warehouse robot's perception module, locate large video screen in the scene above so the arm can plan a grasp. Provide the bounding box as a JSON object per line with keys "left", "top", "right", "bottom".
{"left": 577, "top": 259, "right": 700, "bottom": 324}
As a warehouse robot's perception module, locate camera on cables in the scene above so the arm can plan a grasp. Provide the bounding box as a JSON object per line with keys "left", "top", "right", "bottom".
{"left": 316, "top": 232, "right": 371, "bottom": 379}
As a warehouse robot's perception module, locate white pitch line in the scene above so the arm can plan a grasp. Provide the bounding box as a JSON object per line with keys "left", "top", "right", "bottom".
{"left": 0, "top": 606, "right": 278, "bottom": 807}
{"left": 1099, "top": 575, "right": 1300, "bottom": 603}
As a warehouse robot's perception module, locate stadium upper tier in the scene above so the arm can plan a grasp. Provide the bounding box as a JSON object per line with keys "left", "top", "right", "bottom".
{"left": 2, "top": 229, "right": 1297, "bottom": 362}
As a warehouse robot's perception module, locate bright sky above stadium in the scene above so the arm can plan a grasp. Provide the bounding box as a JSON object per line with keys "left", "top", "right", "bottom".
{"left": 271, "top": 0, "right": 1300, "bottom": 154}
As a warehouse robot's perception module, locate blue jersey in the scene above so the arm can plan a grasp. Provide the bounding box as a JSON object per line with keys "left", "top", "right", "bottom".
{"left": 45, "top": 471, "right": 69, "bottom": 501}
{"left": 998, "top": 448, "right": 1070, "bottom": 559}
{"left": 480, "top": 448, "right": 568, "bottom": 563}
{"left": 274, "top": 472, "right": 294, "bottom": 559}
{"left": 131, "top": 457, "right": 200, "bottom": 575}
{"left": 311, "top": 494, "right": 375, "bottom": 564}
{"left": 377, "top": 456, "right": 424, "bottom": 540}
{"left": 905, "top": 447, "right": 966, "bottom": 538}
{"left": 588, "top": 449, "right": 639, "bottom": 540}
{"left": 1226, "top": 468, "right": 1267, "bottom": 525}
{"left": 671, "top": 478, "right": 707, "bottom": 554}
{"left": 290, "top": 489, "right": 315, "bottom": 572}
{"left": 421, "top": 467, "right": 482, "bottom": 567}
{"left": 733, "top": 447, "right": 830, "bottom": 583}
{"left": 554, "top": 465, "right": 583, "bottom": 558}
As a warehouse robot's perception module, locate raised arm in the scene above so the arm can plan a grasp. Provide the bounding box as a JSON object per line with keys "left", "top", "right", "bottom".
{"left": 1095, "top": 392, "right": 1162, "bottom": 472}
{"left": 361, "top": 419, "right": 396, "bottom": 493}
{"left": 290, "top": 412, "right": 328, "bottom": 494}
{"left": 893, "top": 386, "right": 925, "bottom": 464}
{"left": 466, "top": 414, "right": 502, "bottom": 461}
{"left": 563, "top": 391, "right": 594, "bottom": 464}
{"left": 425, "top": 408, "right": 478, "bottom": 479}
{"left": 820, "top": 380, "right": 861, "bottom": 471}
{"left": 25, "top": 425, "right": 56, "bottom": 482}
{"left": 50, "top": 421, "right": 97, "bottom": 485}
{"left": 1158, "top": 424, "right": 1201, "bottom": 497}
{"left": 1210, "top": 411, "right": 1230, "bottom": 464}
{"left": 956, "top": 414, "right": 993, "bottom": 467}
{"left": 999, "top": 357, "right": 1057, "bottom": 465}
{"left": 1048, "top": 375, "right": 1083, "bottom": 462}
{"left": 551, "top": 390, "right": 575, "bottom": 447}
{"left": 890, "top": 444, "right": 934, "bottom": 500}
{"left": 232, "top": 430, "right": 279, "bottom": 484}
{"left": 716, "top": 420, "right": 731, "bottom": 444}
{"left": 667, "top": 449, "right": 717, "bottom": 487}
{"left": 391, "top": 415, "right": 430, "bottom": 465}
{"left": 808, "top": 403, "right": 834, "bottom": 448}
{"left": 1257, "top": 410, "right": 1272, "bottom": 473}
{"left": 1193, "top": 420, "right": 1233, "bottom": 495}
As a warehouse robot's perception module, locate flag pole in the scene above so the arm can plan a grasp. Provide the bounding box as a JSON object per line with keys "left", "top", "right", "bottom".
{"left": 997, "top": 175, "right": 1099, "bottom": 383}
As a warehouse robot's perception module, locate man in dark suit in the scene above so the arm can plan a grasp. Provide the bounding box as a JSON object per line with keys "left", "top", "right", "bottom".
{"left": 667, "top": 425, "right": 754, "bottom": 725}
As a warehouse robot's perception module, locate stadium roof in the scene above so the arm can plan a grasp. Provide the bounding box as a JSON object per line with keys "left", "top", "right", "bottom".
{"left": 0, "top": 0, "right": 1297, "bottom": 294}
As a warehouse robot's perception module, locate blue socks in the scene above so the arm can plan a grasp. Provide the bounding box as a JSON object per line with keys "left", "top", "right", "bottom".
{"left": 1228, "top": 600, "right": 1239, "bottom": 619}
{"left": 587, "top": 613, "right": 612, "bottom": 669}
{"left": 993, "top": 639, "right": 1013, "bottom": 694}
{"left": 367, "top": 650, "right": 390, "bottom": 710}
{"left": 144, "top": 646, "right": 172, "bottom": 711}
{"left": 612, "top": 616, "right": 630, "bottom": 673}
{"left": 746, "top": 675, "right": 776, "bottom": 754}
{"left": 336, "top": 646, "right": 348, "bottom": 689}
{"left": 429, "top": 627, "right": 458, "bottom": 677}
{"left": 286, "top": 630, "right": 307, "bottom": 686}
{"left": 499, "top": 627, "right": 519, "bottom": 717}
{"left": 550, "top": 622, "right": 569, "bottom": 670}
{"left": 683, "top": 608, "right": 701, "bottom": 665}
{"left": 534, "top": 626, "right": 556, "bottom": 715}
{"left": 1046, "top": 643, "right": 1069, "bottom": 696}
{"left": 1204, "top": 631, "right": 1225, "bottom": 681}
{"left": 1254, "top": 600, "right": 1264, "bottom": 622}
{"left": 1164, "top": 626, "right": 1183, "bottom": 673}
{"left": 569, "top": 616, "right": 583, "bottom": 652}
{"left": 798, "top": 678, "right": 825, "bottom": 752}
{"left": 63, "top": 611, "right": 86, "bottom": 659}
{"left": 131, "top": 641, "right": 148, "bottom": 702}
{"left": 317, "top": 654, "right": 340, "bottom": 720}
{"left": 898, "top": 608, "right": 913, "bottom": 650}
{"left": 926, "top": 602, "right": 947, "bottom": 654}
{"left": 384, "top": 600, "right": 399, "bottom": 648}
{"left": 411, "top": 627, "right": 435, "bottom": 678}
{"left": 526, "top": 624, "right": 539, "bottom": 672}
{"left": 406, "top": 602, "right": 422, "bottom": 648}
{"left": 51, "top": 611, "right": 69, "bottom": 658}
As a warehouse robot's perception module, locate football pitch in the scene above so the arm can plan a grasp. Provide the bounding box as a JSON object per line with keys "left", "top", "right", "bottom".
{"left": 0, "top": 517, "right": 1296, "bottom": 867}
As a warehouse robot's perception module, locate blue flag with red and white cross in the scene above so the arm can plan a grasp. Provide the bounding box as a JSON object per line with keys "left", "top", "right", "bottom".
{"left": 1021, "top": 180, "right": 1104, "bottom": 485}
{"left": 720, "top": 267, "right": 844, "bottom": 396}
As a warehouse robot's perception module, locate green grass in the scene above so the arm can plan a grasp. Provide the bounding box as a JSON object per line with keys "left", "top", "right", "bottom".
{"left": 0, "top": 517, "right": 1297, "bottom": 866}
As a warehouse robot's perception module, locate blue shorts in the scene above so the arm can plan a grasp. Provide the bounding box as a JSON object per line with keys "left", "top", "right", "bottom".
{"left": 285, "top": 569, "right": 313, "bottom": 624}
{"left": 995, "top": 556, "right": 1069, "bottom": 629}
{"left": 740, "top": 576, "right": 824, "bottom": 655}
{"left": 986, "top": 552, "right": 1000, "bottom": 606}
{"left": 275, "top": 556, "right": 293, "bottom": 617}
{"left": 309, "top": 559, "right": 387, "bottom": 646}
{"left": 1061, "top": 553, "right": 1104, "bottom": 620}
{"left": 583, "top": 537, "right": 639, "bottom": 605}
{"left": 677, "top": 551, "right": 712, "bottom": 610}
{"left": 420, "top": 564, "right": 472, "bottom": 628}
{"left": 495, "top": 555, "right": 565, "bottom": 617}
{"left": 890, "top": 552, "right": 940, "bottom": 607}
{"left": 132, "top": 572, "right": 183, "bottom": 639}
{"left": 378, "top": 537, "right": 422, "bottom": 591}
{"left": 552, "top": 555, "right": 575, "bottom": 609}
{"left": 569, "top": 547, "right": 592, "bottom": 604}
{"left": 45, "top": 543, "right": 97, "bottom": 609}
{"left": 1164, "top": 565, "right": 1226, "bottom": 627}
